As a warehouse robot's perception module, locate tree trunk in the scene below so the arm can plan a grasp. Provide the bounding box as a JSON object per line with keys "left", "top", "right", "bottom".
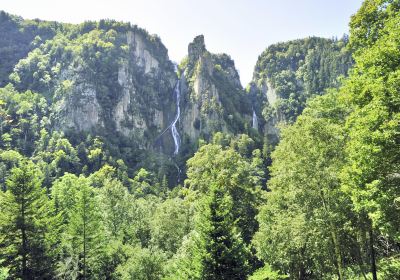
{"left": 369, "top": 227, "right": 378, "bottom": 280}
{"left": 21, "top": 199, "right": 28, "bottom": 279}
{"left": 320, "top": 191, "right": 344, "bottom": 280}
{"left": 83, "top": 203, "right": 87, "bottom": 280}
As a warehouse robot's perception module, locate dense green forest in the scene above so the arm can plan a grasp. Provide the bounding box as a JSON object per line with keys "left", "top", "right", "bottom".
{"left": 251, "top": 36, "right": 353, "bottom": 123}
{"left": 0, "top": 0, "right": 399, "bottom": 279}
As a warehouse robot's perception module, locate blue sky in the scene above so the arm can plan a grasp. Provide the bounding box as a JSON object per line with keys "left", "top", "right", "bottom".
{"left": 0, "top": 0, "right": 363, "bottom": 85}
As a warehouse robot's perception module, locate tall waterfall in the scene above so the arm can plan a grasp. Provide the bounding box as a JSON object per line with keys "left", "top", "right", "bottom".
{"left": 153, "top": 65, "right": 182, "bottom": 155}
{"left": 252, "top": 108, "right": 258, "bottom": 129}
{"left": 171, "top": 80, "right": 181, "bottom": 155}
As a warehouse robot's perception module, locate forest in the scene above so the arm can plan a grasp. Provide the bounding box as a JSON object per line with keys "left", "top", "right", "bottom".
{"left": 0, "top": 0, "right": 399, "bottom": 279}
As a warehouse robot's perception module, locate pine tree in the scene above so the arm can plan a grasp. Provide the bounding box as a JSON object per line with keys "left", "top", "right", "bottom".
{"left": 0, "top": 161, "right": 54, "bottom": 279}
{"left": 200, "top": 185, "right": 250, "bottom": 280}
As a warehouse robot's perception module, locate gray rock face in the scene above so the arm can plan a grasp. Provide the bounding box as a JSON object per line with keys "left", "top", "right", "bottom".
{"left": 264, "top": 80, "right": 277, "bottom": 107}
{"left": 48, "top": 28, "right": 176, "bottom": 151}
{"left": 57, "top": 83, "right": 103, "bottom": 131}
{"left": 188, "top": 35, "right": 206, "bottom": 62}
{"left": 128, "top": 31, "right": 160, "bottom": 74}
{"left": 114, "top": 63, "right": 132, "bottom": 136}
{"left": 180, "top": 35, "right": 251, "bottom": 142}
{"left": 19, "top": 28, "right": 254, "bottom": 155}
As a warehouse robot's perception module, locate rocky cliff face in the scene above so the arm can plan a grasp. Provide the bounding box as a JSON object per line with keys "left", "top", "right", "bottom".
{"left": 1, "top": 13, "right": 353, "bottom": 161}
{"left": 10, "top": 22, "right": 178, "bottom": 152}
{"left": 179, "top": 35, "right": 252, "bottom": 142}
{"left": 0, "top": 12, "right": 357, "bottom": 185}
{"left": 5, "top": 16, "right": 254, "bottom": 157}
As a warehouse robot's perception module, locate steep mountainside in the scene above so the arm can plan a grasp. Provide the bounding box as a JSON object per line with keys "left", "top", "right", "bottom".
{"left": 0, "top": 11, "right": 62, "bottom": 86}
{"left": 249, "top": 37, "right": 353, "bottom": 143}
{"left": 0, "top": 11, "right": 352, "bottom": 184}
{"left": 179, "top": 35, "right": 252, "bottom": 142}
{"left": 10, "top": 19, "right": 177, "bottom": 150}
{"left": 2, "top": 1, "right": 400, "bottom": 278}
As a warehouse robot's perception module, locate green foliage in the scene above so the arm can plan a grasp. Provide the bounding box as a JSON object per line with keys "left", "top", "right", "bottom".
{"left": 248, "top": 264, "right": 288, "bottom": 280}
{"left": 116, "top": 246, "right": 167, "bottom": 280}
{"left": 164, "top": 230, "right": 204, "bottom": 279}
{"left": 254, "top": 92, "right": 357, "bottom": 279}
{"left": 98, "top": 178, "right": 133, "bottom": 240}
{"left": 56, "top": 175, "right": 105, "bottom": 279}
{"left": 200, "top": 185, "right": 250, "bottom": 280}
{"left": 0, "top": 11, "right": 61, "bottom": 86}
{"left": 2, "top": 12, "right": 177, "bottom": 183}
{"left": 380, "top": 256, "right": 400, "bottom": 279}
{"left": 149, "top": 197, "right": 192, "bottom": 256}
{"left": 0, "top": 85, "right": 48, "bottom": 155}
{"left": 0, "top": 266, "right": 8, "bottom": 280}
{"left": 186, "top": 135, "right": 265, "bottom": 244}
{"left": 0, "top": 161, "right": 56, "bottom": 279}
{"left": 253, "top": 1, "right": 400, "bottom": 279}
{"left": 340, "top": 0, "right": 400, "bottom": 240}
{"left": 0, "top": 2, "right": 399, "bottom": 279}
{"left": 252, "top": 36, "right": 353, "bottom": 123}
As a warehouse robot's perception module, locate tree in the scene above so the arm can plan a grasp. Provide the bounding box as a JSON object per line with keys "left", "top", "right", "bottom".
{"left": 98, "top": 178, "right": 133, "bottom": 240}
{"left": 55, "top": 175, "right": 105, "bottom": 279}
{"left": 0, "top": 161, "right": 55, "bottom": 279}
{"left": 340, "top": 1, "right": 400, "bottom": 278}
{"left": 166, "top": 185, "right": 250, "bottom": 280}
{"left": 116, "top": 246, "right": 167, "bottom": 280}
{"left": 248, "top": 264, "right": 288, "bottom": 280}
{"left": 149, "top": 197, "right": 192, "bottom": 257}
{"left": 253, "top": 92, "right": 360, "bottom": 279}
{"left": 164, "top": 230, "right": 205, "bottom": 280}
{"left": 200, "top": 185, "right": 250, "bottom": 280}
{"left": 186, "top": 140, "right": 264, "bottom": 244}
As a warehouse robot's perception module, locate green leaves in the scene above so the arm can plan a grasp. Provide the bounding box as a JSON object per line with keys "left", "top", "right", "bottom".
{"left": 340, "top": 0, "right": 400, "bottom": 241}
{"left": 254, "top": 1, "right": 400, "bottom": 279}
{"left": 253, "top": 37, "right": 353, "bottom": 124}
{"left": 0, "top": 161, "right": 55, "bottom": 279}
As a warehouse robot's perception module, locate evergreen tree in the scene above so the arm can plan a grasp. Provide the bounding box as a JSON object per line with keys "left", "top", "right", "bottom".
{"left": 200, "top": 185, "right": 250, "bottom": 280}
{"left": 186, "top": 141, "right": 264, "bottom": 244}
{"left": 56, "top": 175, "right": 105, "bottom": 279}
{"left": 0, "top": 161, "right": 54, "bottom": 279}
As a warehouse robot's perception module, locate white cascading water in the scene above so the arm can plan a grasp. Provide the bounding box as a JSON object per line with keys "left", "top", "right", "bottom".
{"left": 252, "top": 108, "right": 258, "bottom": 129}
{"left": 171, "top": 80, "right": 181, "bottom": 155}
{"left": 154, "top": 65, "right": 182, "bottom": 156}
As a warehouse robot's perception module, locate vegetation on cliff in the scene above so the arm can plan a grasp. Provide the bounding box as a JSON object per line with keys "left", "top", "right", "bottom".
{"left": 251, "top": 36, "right": 353, "bottom": 124}
{"left": 0, "top": 0, "right": 399, "bottom": 279}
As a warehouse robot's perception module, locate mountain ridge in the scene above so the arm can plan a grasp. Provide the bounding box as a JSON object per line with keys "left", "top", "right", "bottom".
{"left": 0, "top": 10, "right": 353, "bottom": 184}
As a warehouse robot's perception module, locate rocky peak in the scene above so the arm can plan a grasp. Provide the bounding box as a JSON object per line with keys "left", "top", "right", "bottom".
{"left": 188, "top": 35, "right": 206, "bottom": 62}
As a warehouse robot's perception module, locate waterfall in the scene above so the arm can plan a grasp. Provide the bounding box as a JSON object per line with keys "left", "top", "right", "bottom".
{"left": 171, "top": 80, "right": 181, "bottom": 155}
{"left": 154, "top": 64, "right": 181, "bottom": 155}
{"left": 252, "top": 108, "right": 258, "bottom": 129}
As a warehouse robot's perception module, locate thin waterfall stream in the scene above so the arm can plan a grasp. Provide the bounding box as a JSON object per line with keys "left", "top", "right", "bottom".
{"left": 171, "top": 80, "right": 181, "bottom": 155}
{"left": 154, "top": 66, "right": 182, "bottom": 156}
{"left": 252, "top": 108, "right": 258, "bottom": 129}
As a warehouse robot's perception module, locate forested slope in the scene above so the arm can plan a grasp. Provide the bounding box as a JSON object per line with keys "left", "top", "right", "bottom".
{"left": 0, "top": 0, "right": 399, "bottom": 279}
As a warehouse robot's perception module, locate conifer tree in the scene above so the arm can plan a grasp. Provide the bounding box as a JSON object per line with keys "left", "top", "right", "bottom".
{"left": 0, "top": 161, "right": 54, "bottom": 279}
{"left": 200, "top": 185, "right": 250, "bottom": 280}
{"left": 56, "top": 175, "right": 105, "bottom": 279}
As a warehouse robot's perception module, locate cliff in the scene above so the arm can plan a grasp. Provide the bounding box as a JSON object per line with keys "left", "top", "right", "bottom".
{"left": 179, "top": 35, "right": 252, "bottom": 142}
{"left": 0, "top": 11, "right": 353, "bottom": 183}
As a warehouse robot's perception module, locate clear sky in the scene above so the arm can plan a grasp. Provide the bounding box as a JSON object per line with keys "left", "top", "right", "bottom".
{"left": 0, "top": 0, "right": 363, "bottom": 85}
